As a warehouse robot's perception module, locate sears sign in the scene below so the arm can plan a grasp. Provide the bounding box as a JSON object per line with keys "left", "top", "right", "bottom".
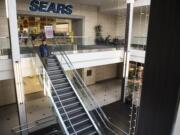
{"left": 29, "top": 0, "right": 73, "bottom": 15}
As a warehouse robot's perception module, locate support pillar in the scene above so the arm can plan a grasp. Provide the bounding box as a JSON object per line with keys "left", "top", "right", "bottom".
{"left": 6, "top": 0, "right": 28, "bottom": 134}
{"left": 121, "top": 0, "right": 134, "bottom": 102}
{"left": 136, "top": 0, "right": 180, "bottom": 134}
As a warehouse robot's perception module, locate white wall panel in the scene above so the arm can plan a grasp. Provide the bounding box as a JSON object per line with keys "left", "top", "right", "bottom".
{"left": 0, "top": 59, "right": 14, "bottom": 80}
{"left": 0, "top": 79, "right": 16, "bottom": 106}
{"left": 57, "top": 50, "right": 124, "bottom": 70}
{"left": 95, "top": 64, "right": 118, "bottom": 82}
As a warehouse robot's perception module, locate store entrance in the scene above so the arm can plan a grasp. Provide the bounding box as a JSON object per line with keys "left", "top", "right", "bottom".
{"left": 17, "top": 15, "right": 83, "bottom": 47}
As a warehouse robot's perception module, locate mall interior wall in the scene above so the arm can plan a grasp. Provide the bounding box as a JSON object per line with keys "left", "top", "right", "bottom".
{"left": 0, "top": 79, "right": 16, "bottom": 106}
{"left": 0, "top": 0, "right": 10, "bottom": 49}
{"left": 82, "top": 63, "right": 122, "bottom": 86}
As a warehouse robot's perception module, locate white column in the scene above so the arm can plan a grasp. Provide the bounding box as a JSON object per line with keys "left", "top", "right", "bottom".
{"left": 122, "top": 0, "right": 134, "bottom": 101}
{"left": 6, "top": 0, "right": 28, "bottom": 134}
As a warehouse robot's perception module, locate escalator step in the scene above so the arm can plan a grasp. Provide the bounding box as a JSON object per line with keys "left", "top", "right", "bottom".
{"left": 54, "top": 82, "right": 69, "bottom": 89}
{"left": 64, "top": 112, "right": 86, "bottom": 122}
{"left": 48, "top": 70, "right": 63, "bottom": 76}
{"left": 61, "top": 106, "right": 83, "bottom": 116}
{"left": 47, "top": 66, "right": 60, "bottom": 71}
{"left": 81, "top": 130, "right": 97, "bottom": 135}
{"left": 57, "top": 101, "right": 80, "bottom": 110}
{"left": 54, "top": 97, "right": 78, "bottom": 105}
{"left": 49, "top": 74, "right": 65, "bottom": 78}
{"left": 62, "top": 109, "right": 85, "bottom": 121}
{"left": 46, "top": 55, "right": 98, "bottom": 135}
{"left": 48, "top": 63, "right": 59, "bottom": 67}
{"left": 53, "top": 95, "right": 77, "bottom": 103}
{"left": 51, "top": 78, "right": 66, "bottom": 84}
{"left": 59, "top": 93, "right": 76, "bottom": 100}
{"left": 67, "top": 126, "right": 75, "bottom": 134}
{"left": 75, "top": 123, "right": 93, "bottom": 134}
{"left": 54, "top": 83, "right": 70, "bottom": 89}
{"left": 58, "top": 103, "right": 81, "bottom": 114}
{"left": 66, "top": 116, "right": 89, "bottom": 128}
{"left": 52, "top": 90, "right": 74, "bottom": 97}
{"left": 55, "top": 87, "right": 72, "bottom": 92}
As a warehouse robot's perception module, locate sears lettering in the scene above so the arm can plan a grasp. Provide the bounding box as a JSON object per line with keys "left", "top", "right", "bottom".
{"left": 29, "top": 0, "right": 73, "bottom": 15}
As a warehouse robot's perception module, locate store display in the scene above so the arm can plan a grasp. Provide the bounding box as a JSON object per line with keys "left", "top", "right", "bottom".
{"left": 126, "top": 62, "right": 144, "bottom": 106}
{"left": 17, "top": 15, "right": 75, "bottom": 46}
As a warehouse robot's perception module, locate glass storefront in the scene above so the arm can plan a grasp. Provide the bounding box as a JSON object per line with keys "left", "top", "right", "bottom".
{"left": 17, "top": 15, "right": 75, "bottom": 46}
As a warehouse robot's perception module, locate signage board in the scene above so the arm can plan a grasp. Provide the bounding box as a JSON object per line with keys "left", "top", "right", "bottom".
{"left": 29, "top": 0, "right": 73, "bottom": 15}
{"left": 44, "top": 26, "right": 54, "bottom": 39}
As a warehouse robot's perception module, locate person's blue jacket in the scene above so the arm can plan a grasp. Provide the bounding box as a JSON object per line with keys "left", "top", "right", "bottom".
{"left": 39, "top": 44, "right": 49, "bottom": 57}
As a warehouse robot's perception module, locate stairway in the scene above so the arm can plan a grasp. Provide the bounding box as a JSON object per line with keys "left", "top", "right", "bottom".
{"left": 46, "top": 55, "right": 99, "bottom": 135}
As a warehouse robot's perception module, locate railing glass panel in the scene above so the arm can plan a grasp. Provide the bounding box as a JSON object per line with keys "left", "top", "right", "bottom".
{"left": 0, "top": 36, "right": 11, "bottom": 59}
{"left": 15, "top": 45, "right": 66, "bottom": 134}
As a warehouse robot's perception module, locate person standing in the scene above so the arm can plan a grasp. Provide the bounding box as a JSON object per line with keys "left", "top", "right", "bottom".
{"left": 39, "top": 29, "right": 46, "bottom": 40}
{"left": 23, "top": 31, "right": 28, "bottom": 46}
{"left": 39, "top": 39, "right": 49, "bottom": 67}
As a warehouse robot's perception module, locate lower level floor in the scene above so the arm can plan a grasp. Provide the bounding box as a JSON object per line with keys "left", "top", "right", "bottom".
{"left": 0, "top": 78, "right": 131, "bottom": 135}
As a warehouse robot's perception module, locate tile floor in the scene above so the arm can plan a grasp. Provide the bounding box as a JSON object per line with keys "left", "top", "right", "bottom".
{"left": 0, "top": 92, "right": 55, "bottom": 135}
{"left": 88, "top": 79, "right": 122, "bottom": 107}
{"left": 0, "top": 79, "right": 126, "bottom": 135}
{"left": 0, "top": 104, "right": 20, "bottom": 135}
{"left": 25, "top": 92, "right": 53, "bottom": 123}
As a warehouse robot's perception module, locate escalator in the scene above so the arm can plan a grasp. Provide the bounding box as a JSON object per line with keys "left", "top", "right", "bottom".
{"left": 31, "top": 44, "right": 128, "bottom": 135}
{"left": 46, "top": 55, "right": 99, "bottom": 135}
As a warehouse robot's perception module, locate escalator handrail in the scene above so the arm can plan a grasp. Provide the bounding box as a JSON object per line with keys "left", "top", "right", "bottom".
{"left": 56, "top": 49, "right": 116, "bottom": 135}
{"left": 55, "top": 45, "right": 128, "bottom": 135}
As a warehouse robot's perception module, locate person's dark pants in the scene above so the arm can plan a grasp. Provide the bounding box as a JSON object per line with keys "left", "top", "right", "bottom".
{"left": 42, "top": 57, "right": 48, "bottom": 68}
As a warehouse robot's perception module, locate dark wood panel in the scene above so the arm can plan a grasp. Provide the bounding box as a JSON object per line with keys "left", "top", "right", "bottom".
{"left": 136, "top": 0, "right": 180, "bottom": 135}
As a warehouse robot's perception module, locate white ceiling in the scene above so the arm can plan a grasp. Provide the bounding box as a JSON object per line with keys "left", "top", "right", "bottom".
{"left": 75, "top": 0, "right": 122, "bottom": 7}
{"left": 64, "top": 0, "right": 150, "bottom": 16}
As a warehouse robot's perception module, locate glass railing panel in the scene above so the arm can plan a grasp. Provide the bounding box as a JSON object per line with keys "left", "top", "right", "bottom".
{"left": 131, "top": 36, "right": 147, "bottom": 50}
{"left": 128, "top": 4, "right": 150, "bottom": 134}
{"left": 33, "top": 53, "right": 72, "bottom": 135}
{"left": 11, "top": 116, "right": 58, "bottom": 134}
{"left": 18, "top": 36, "right": 124, "bottom": 56}
{"left": 131, "top": 36, "right": 147, "bottom": 46}
{"left": 16, "top": 44, "right": 66, "bottom": 134}
{"left": 0, "top": 36, "right": 11, "bottom": 59}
